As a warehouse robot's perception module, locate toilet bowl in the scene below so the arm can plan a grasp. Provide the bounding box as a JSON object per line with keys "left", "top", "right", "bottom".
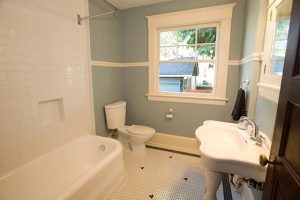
{"left": 105, "top": 101, "right": 156, "bottom": 153}
{"left": 118, "top": 125, "right": 155, "bottom": 153}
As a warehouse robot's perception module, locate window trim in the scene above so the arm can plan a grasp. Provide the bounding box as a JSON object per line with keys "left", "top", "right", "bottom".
{"left": 146, "top": 4, "right": 235, "bottom": 105}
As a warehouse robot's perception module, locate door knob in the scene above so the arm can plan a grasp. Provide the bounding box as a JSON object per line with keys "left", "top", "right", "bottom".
{"left": 259, "top": 154, "right": 275, "bottom": 166}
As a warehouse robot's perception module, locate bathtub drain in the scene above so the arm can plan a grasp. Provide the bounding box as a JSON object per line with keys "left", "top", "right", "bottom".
{"left": 98, "top": 144, "right": 105, "bottom": 151}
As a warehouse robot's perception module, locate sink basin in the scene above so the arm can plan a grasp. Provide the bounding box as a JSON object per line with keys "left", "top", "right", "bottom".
{"left": 195, "top": 120, "right": 271, "bottom": 182}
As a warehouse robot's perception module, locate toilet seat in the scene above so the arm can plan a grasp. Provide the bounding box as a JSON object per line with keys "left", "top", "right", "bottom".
{"left": 127, "top": 125, "right": 155, "bottom": 135}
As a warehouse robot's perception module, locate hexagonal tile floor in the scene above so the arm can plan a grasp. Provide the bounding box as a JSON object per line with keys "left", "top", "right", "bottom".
{"left": 109, "top": 146, "right": 242, "bottom": 200}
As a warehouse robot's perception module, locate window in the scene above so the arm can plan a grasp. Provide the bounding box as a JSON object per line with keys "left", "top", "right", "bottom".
{"left": 147, "top": 4, "right": 235, "bottom": 105}
{"left": 258, "top": 0, "right": 292, "bottom": 103}
{"left": 159, "top": 25, "right": 217, "bottom": 94}
{"left": 270, "top": 11, "right": 291, "bottom": 75}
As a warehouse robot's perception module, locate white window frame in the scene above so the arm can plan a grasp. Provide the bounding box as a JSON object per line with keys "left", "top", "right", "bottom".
{"left": 146, "top": 4, "right": 235, "bottom": 105}
{"left": 258, "top": 0, "right": 289, "bottom": 104}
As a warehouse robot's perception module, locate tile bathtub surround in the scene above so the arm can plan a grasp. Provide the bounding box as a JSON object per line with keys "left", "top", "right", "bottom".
{"left": 0, "top": 0, "right": 94, "bottom": 174}
{"left": 109, "top": 148, "right": 242, "bottom": 200}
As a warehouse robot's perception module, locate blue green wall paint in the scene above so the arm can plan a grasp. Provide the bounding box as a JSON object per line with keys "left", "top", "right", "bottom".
{"left": 255, "top": 96, "right": 278, "bottom": 139}
{"left": 121, "top": 0, "right": 245, "bottom": 62}
{"left": 240, "top": 0, "right": 278, "bottom": 140}
{"left": 123, "top": 66, "right": 240, "bottom": 137}
{"left": 240, "top": 0, "right": 278, "bottom": 198}
{"left": 89, "top": 1, "right": 122, "bottom": 61}
{"left": 90, "top": 0, "right": 246, "bottom": 137}
{"left": 91, "top": 67, "right": 124, "bottom": 135}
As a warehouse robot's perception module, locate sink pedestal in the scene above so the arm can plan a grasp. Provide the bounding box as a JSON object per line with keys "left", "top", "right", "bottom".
{"left": 204, "top": 169, "right": 223, "bottom": 200}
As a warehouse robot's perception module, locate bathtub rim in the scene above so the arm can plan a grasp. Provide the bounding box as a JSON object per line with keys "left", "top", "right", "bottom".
{"left": 0, "top": 135, "right": 123, "bottom": 182}
{"left": 55, "top": 135, "right": 124, "bottom": 199}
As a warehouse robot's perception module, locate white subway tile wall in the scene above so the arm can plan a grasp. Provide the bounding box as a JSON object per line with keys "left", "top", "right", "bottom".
{"left": 0, "top": 0, "right": 93, "bottom": 174}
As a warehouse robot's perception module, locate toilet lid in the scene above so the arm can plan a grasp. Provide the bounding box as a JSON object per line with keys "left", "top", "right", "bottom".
{"left": 127, "top": 125, "right": 155, "bottom": 135}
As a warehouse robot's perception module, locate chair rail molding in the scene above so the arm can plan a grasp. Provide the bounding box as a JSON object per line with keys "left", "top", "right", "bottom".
{"left": 240, "top": 52, "right": 263, "bottom": 65}
{"left": 91, "top": 59, "right": 244, "bottom": 68}
{"left": 91, "top": 60, "right": 149, "bottom": 67}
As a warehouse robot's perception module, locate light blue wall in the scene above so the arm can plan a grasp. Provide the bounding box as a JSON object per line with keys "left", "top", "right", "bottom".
{"left": 239, "top": 0, "right": 262, "bottom": 119}
{"left": 89, "top": 0, "right": 122, "bottom": 61}
{"left": 241, "top": 0, "right": 261, "bottom": 57}
{"left": 121, "top": 0, "right": 245, "bottom": 62}
{"left": 239, "top": 0, "right": 278, "bottom": 139}
{"left": 255, "top": 96, "right": 278, "bottom": 139}
{"left": 119, "top": 0, "right": 245, "bottom": 137}
{"left": 90, "top": 0, "right": 246, "bottom": 137}
{"left": 123, "top": 66, "right": 240, "bottom": 137}
{"left": 92, "top": 67, "right": 124, "bottom": 135}
{"left": 240, "top": 0, "right": 278, "bottom": 199}
{"left": 89, "top": 1, "right": 124, "bottom": 136}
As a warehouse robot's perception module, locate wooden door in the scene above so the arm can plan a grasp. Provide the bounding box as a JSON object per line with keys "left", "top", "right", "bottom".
{"left": 263, "top": 0, "right": 300, "bottom": 199}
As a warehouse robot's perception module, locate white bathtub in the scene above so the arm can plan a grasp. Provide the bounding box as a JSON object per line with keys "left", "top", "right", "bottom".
{"left": 0, "top": 135, "right": 124, "bottom": 200}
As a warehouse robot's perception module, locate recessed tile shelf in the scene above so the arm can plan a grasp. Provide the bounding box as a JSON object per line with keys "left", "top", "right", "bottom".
{"left": 38, "top": 98, "right": 65, "bottom": 126}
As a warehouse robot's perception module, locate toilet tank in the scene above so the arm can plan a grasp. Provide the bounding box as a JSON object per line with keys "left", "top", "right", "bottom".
{"left": 105, "top": 101, "right": 126, "bottom": 129}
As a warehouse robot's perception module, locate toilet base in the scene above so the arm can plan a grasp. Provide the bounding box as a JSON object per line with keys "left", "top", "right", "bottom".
{"left": 117, "top": 132, "right": 147, "bottom": 154}
{"left": 129, "top": 143, "right": 147, "bottom": 154}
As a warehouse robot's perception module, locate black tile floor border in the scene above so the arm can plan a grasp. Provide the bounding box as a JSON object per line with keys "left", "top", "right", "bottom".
{"left": 146, "top": 145, "right": 201, "bottom": 158}
{"left": 146, "top": 145, "right": 234, "bottom": 200}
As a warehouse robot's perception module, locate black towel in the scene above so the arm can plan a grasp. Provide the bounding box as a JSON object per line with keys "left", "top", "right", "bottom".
{"left": 231, "top": 88, "right": 247, "bottom": 121}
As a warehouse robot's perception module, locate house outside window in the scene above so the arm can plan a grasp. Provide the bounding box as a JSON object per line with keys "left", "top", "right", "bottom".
{"left": 159, "top": 25, "right": 218, "bottom": 94}
{"left": 146, "top": 4, "right": 235, "bottom": 105}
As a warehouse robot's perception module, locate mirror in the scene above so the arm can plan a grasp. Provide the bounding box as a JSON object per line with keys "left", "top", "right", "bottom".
{"left": 270, "top": 0, "right": 293, "bottom": 75}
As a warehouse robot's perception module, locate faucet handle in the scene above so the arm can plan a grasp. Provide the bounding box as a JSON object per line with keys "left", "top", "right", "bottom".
{"left": 257, "top": 134, "right": 265, "bottom": 140}
{"left": 254, "top": 134, "right": 265, "bottom": 146}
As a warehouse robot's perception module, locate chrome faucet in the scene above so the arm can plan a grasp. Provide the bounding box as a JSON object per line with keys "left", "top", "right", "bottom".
{"left": 238, "top": 117, "right": 259, "bottom": 138}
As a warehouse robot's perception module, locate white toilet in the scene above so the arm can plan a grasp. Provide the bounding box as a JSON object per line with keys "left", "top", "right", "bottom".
{"left": 105, "top": 101, "right": 155, "bottom": 153}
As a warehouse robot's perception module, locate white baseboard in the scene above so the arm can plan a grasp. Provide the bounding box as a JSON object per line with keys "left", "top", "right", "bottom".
{"left": 146, "top": 132, "right": 200, "bottom": 155}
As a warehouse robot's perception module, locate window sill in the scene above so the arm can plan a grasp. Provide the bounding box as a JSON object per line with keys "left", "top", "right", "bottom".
{"left": 257, "top": 82, "right": 280, "bottom": 104}
{"left": 146, "top": 94, "right": 228, "bottom": 105}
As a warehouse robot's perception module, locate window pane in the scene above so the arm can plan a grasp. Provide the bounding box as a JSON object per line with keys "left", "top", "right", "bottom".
{"left": 270, "top": 18, "right": 290, "bottom": 75}
{"left": 178, "top": 45, "right": 196, "bottom": 60}
{"left": 270, "top": 0, "right": 292, "bottom": 75}
{"left": 160, "top": 31, "right": 177, "bottom": 46}
{"left": 270, "top": 59, "right": 284, "bottom": 75}
{"left": 159, "top": 62, "right": 215, "bottom": 93}
{"left": 197, "top": 27, "right": 217, "bottom": 43}
{"left": 178, "top": 29, "right": 196, "bottom": 45}
{"left": 196, "top": 44, "right": 216, "bottom": 60}
{"left": 272, "top": 39, "right": 288, "bottom": 56}
{"left": 275, "top": 19, "right": 290, "bottom": 40}
{"left": 160, "top": 47, "right": 177, "bottom": 60}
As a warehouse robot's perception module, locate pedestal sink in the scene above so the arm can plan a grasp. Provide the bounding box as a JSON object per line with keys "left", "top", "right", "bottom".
{"left": 195, "top": 120, "right": 271, "bottom": 200}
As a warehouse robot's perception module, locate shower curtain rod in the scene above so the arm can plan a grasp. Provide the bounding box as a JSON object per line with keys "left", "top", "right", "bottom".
{"left": 77, "top": 0, "right": 118, "bottom": 25}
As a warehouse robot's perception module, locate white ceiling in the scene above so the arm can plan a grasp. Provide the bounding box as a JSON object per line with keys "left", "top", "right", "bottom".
{"left": 107, "top": 0, "right": 172, "bottom": 10}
